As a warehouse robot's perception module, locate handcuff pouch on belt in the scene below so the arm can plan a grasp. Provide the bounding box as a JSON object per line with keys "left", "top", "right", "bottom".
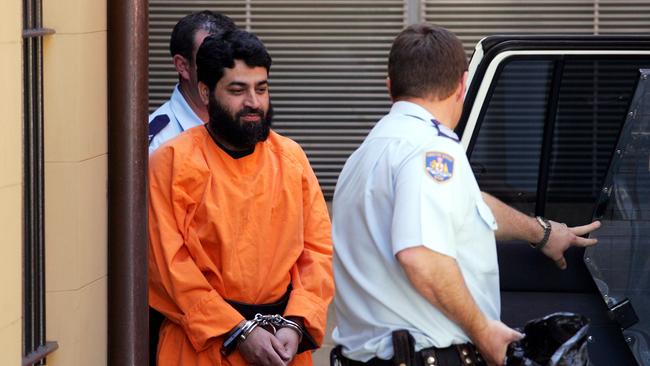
{"left": 329, "top": 330, "right": 417, "bottom": 366}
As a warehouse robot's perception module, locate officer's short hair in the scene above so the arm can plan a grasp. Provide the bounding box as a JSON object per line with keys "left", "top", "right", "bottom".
{"left": 196, "top": 29, "right": 272, "bottom": 92}
{"left": 388, "top": 23, "right": 468, "bottom": 101}
{"left": 169, "top": 10, "right": 236, "bottom": 64}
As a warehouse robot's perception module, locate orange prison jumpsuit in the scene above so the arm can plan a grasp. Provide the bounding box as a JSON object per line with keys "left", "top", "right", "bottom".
{"left": 148, "top": 126, "right": 334, "bottom": 366}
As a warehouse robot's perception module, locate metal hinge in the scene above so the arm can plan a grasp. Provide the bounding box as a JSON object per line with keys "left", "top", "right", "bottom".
{"left": 607, "top": 298, "right": 639, "bottom": 330}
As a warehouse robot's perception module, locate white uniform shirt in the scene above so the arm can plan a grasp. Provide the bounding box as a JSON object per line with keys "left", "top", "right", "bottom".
{"left": 148, "top": 84, "right": 204, "bottom": 154}
{"left": 331, "top": 101, "right": 500, "bottom": 362}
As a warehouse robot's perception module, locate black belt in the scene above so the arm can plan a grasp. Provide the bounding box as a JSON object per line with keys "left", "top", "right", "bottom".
{"left": 332, "top": 330, "right": 486, "bottom": 366}
{"left": 225, "top": 286, "right": 291, "bottom": 320}
{"left": 332, "top": 344, "right": 485, "bottom": 366}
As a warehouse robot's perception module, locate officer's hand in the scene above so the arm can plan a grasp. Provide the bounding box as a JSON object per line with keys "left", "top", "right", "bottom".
{"left": 238, "top": 327, "right": 291, "bottom": 366}
{"left": 542, "top": 220, "right": 600, "bottom": 270}
{"left": 274, "top": 327, "right": 300, "bottom": 364}
{"left": 474, "top": 320, "right": 523, "bottom": 366}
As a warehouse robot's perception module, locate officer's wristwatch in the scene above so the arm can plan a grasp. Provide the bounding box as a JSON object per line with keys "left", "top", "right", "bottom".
{"left": 530, "top": 216, "right": 551, "bottom": 250}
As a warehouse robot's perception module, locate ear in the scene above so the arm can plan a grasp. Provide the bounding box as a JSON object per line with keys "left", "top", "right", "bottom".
{"left": 385, "top": 77, "right": 394, "bottom": 103}
{"left": 456, "top": 71, "right": 468, "bottom": 102}
{"left": 173, "top": 54, "right": 191, "bottom": 81}
{"left": 198, "top": 81, "right": 210, "bottom": 106}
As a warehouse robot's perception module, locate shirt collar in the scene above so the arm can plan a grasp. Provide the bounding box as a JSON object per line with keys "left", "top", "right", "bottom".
{"left": 169, "top": 84, "right": 204, "bottom": 131}
{"left": 389, "top": 101, "right": 459, "bottom": 141}
{"left": 390, "top": 101, "right": 435, "bottom": 123}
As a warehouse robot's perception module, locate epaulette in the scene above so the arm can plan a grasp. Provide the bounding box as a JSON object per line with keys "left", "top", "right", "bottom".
{"left": 431, "top": 119, "right": 460, "bottom": 143}
{"left": 148, "top": 114, "right": 170, "bottom": 144}
{"left": 405, "top": 114, "right": 460, "bottom": 143}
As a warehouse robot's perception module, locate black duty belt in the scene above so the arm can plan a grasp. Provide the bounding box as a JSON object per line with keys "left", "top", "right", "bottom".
{"left": 331, "top": 330, "right": 486, "bottom": 366}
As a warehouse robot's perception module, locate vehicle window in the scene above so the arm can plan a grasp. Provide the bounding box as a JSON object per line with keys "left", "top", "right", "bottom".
{"left": 546, "top": 58, "right": 650, "bottom": 226}
{"left": 585, "top": 70, "right": 650, "bottom": 365}
{"left": 469, "top": 59, "right": 553, "bottom": 214}
{"left": 470, "top": 56, "right": 650, "bottom": 225}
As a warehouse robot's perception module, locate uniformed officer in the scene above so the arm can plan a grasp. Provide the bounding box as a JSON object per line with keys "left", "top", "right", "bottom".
{"left": 148, "top": 11, "right": 236, "bottom": 154}
{"left": 331, "top": 23, "right": 601, "bottom": 366}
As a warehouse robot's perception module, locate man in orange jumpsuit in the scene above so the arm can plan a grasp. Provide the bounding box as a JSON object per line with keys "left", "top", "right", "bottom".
{"left": 148, "top": 29, "right": 334, "bottom": 366}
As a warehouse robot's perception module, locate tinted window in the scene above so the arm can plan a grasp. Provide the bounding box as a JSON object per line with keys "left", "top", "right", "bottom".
{"left": 546, "top": 58, "right": 650, "bottom": 225}
{"left": 470, "top": 56, "right": 650, "bottom": 226}
{"left": 469, "top": 59, "right": 553, "bottom": 215}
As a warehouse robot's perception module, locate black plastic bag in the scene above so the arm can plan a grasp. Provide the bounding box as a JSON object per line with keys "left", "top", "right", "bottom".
{"left": 505, "top": 312, "right": 590, "bottom": 366}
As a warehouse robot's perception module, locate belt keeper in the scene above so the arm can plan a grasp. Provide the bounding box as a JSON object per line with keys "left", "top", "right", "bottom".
{"left": 391, "top": 330, "right": 415, "bottom": 366}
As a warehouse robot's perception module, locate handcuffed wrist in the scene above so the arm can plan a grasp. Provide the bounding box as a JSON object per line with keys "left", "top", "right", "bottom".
{"left": 279, "top": 317, "right": 304, "bottom": 342}
{"left": 220, "top": 313, "right": 305, "bottom": 356}
{"left": 221, "top": 320, "right": 251, "bottom": 356}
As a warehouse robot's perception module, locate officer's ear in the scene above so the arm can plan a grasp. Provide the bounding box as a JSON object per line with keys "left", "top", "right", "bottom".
{"left": 198, "top": 81, "right": 210, "bottom": 106}
{"left": 173, "top": 54, "right": 191, "bottom": 81}
{"left": 456, "top": 71, "right": 468, "bottom": 102}
{"left": 386, "top": 77, "right": 394, "bottom": 103}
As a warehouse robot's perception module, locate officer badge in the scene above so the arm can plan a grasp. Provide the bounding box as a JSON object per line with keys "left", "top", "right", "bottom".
{"left": 425, "top": 151, "right": 454, "bottom": 182}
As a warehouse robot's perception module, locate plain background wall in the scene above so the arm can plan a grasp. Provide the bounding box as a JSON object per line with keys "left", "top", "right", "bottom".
{"left": 42, "top": 0, "right": 109, "bottom": 364}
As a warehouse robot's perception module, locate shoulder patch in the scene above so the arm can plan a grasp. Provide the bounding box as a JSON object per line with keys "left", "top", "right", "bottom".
{"left": 425, "top": 151, "right": 454, "bottom": 182}
{"left": 148, "top": 114, "right": 171, "bottom": 143}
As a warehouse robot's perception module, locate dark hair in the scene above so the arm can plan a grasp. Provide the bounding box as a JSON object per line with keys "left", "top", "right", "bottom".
{"left": 169, "top": 10, "right": 236, "bottom": 63}
{"left": 388, "top": 23, "right": 468, "bottom": 100}
{"left": 196, "top": 30, "right": 272, "bottom": 91}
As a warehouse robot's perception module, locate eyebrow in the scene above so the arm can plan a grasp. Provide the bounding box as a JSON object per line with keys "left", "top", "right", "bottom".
{"left": 227, "top": 80, "right": 269, "bottom": 88}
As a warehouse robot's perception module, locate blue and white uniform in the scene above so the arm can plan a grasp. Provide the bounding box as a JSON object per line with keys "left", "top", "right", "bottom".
{"left": 331, "top": 101, "right": 500, "bottom": 362}
{"left": 148, "top": 84, "right": 204, "bottom": 154}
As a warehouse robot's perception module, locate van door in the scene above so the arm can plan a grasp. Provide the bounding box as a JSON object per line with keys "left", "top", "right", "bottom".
{"left": 459, "top": 36, "right": 650, "bottom": 365}
{"left": 586, "top": 68, "right": 650, "bottom": 366}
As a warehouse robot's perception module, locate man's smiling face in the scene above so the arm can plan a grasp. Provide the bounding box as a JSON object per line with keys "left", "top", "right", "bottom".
{"left": 208, "top": 59, "right": 272, "bottom": 149}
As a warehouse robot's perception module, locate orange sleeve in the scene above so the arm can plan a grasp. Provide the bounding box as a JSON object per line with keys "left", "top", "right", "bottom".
{"left": 148, "top": 145, "right": 244, "bottom": 352}
{"left": 283, "top": 147, "right": 335, "bottom": 345}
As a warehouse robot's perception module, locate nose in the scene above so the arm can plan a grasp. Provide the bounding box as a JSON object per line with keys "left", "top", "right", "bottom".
{"left": 244, "top": 89, "right": 261, "bottom": 109}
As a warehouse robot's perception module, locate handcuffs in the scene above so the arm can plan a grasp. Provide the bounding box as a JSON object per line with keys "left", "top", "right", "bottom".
{"left": 221, "top": 313, "right": 304, "bottom": 356}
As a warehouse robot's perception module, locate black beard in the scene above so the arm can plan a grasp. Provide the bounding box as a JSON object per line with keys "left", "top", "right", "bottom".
{"left": 207, "top": 95, "right": 273, "bottom": 149}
